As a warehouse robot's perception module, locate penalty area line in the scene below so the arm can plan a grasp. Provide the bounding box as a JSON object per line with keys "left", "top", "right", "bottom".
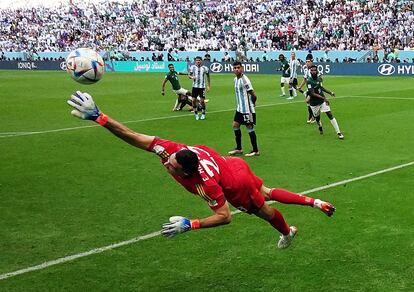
{"left": 0, "top": 97, "right": 349, "bottom": 139}
{"left": 0, "top": 160, "right": 413, "bottom": 281}
{"left": 1, "top": 94, "right": 409, "bottom": 139}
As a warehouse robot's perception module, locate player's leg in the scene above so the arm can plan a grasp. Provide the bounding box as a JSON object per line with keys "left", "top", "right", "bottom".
{"left": 186, "top": 95, "right": 193, "bottom": 111}
{"left": 228, "top": 118, "right": 243, "bottom": 155}
{"left": 260, "top": 185, "right": 336, "bottom": 217}
{"left": 292, "top": 78, "right": 298, "bottom": 97}
{"left": 280, "top": 77, "right": 286, "bottom": 96}
{"left": 172, "top": 97, "right": 180, "bottom": 111}
{"left": 245, "top": 113, "right": 259, "bottom": 156}
{"left": 178, "top": 94, "right": 191, "bottom": 110}
{"left": 191, "top": 88, "right": 199, "bottom": 119}
{"left": 307, "top": 103, "right": 315, "bottom": 123}
{"left": 245, "top": 124, "right": 259, "bottom": 156}
{"left": 255, "top": 203, "right": 297, "bottom": 249}
{"left": 199, "top": 89, "right": 206, "bottom": 120}
{"left": 325, "top": 110, "right": 344, "bottom": 139}
{"left": 310, "top": 105, "right": 323, "bottom": 134}
{"left": 305, "top": 94, "right": 315, "bottom": 123}
{"left": 288, "top": 79, "right": 294, "bottom": 100}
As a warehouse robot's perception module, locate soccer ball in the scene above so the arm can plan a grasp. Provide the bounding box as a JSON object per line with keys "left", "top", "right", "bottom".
{"left": 66, "top": 48, "right": 105, "bottom": 84}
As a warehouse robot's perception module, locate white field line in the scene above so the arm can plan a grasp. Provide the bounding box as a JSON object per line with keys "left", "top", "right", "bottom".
{"left": 1, "top": 94, "right": 411, "bottom": 139}
{"left": 0, "top": 160, "right": 413, "bottom": 281}
{"left": 348, "top": 95, "right": 414, "bottom": 101}
{"left": 0, "top": 99, "right": 308, "bottom": 139}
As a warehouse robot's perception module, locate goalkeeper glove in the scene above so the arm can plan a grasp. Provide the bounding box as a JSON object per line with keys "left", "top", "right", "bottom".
{"left": 161, "top": 216, "right": 200, "bottom": 238}
{"left": 67, "top": 91, "right": 108, "bottom": 125}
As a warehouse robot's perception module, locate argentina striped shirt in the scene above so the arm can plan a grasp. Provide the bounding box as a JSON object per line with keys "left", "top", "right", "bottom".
{"left": 234, "top": 74, "right": 255, "bottom": 114}
{"left": 189, "top": 65, "right": 209, "bottom": 88}
{"left": 289, "top": 59, "right": 301, "bottom": 79}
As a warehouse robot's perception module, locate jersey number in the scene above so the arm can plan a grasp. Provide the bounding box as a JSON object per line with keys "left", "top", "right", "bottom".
{"left": 187, "top": 146, "right": 220, "bottom": 177}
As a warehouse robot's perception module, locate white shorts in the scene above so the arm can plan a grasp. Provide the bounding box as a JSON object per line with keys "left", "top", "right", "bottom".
{"left": 173, "top": 88, "right": 189, "bottom": 95}
{"left": 280, "top": 77, "right": 290, "bottom": 84}
{"left": 310, "top": 102, "right": 331, "bottom": 117}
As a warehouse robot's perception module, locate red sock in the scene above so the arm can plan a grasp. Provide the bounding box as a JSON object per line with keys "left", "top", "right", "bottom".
{"left": 269, "top": 208, "right": 290, "bottom": 235}
{"left": 270, "top": 188, "right": 315, "bottom": 206}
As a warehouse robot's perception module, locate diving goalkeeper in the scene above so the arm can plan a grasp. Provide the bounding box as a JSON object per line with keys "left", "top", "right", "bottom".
{"left": 67, "top": 91, "right": 336, "bottom": 249}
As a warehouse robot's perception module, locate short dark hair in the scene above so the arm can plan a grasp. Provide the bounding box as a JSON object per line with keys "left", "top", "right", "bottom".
{"left": 195, "top": 56, "right": 202, "bottom": 61}
{"left": 168, "top": 63, "right": 174, "bottom": 67}
{"left": 306, "top": 54, "right": 313, "bottom": 61}
{"left": 175, "top": 149, "right": 199, "bottom": 175}
{"left": 233, "top": 61, "right": 242, "bottom": 67}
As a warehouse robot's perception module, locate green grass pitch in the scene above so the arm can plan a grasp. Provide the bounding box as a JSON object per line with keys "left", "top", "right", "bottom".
{"left": 0, "top": 70, "right": 413, "bottom": 291}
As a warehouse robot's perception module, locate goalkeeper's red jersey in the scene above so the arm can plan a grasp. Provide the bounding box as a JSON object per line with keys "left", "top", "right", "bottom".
{"left": 147, "top": 137, "right": 264, "bottom": 213}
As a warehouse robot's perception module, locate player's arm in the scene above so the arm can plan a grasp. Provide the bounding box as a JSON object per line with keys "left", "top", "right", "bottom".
{"left": 248, "top": 89, "right": 257, "bottom": 105}
{"left": 308, "top": 87, "right": 329, "bottom": 104}
{"left": 161, "top": 202, "right": 232, "bottom": 238}
{"left": 321, "top": 86, "right": 335, "bottom": 97}
{"left": 67, "top": 91, "right": 154, "bottom": 150}
{"left": 297, "top": 77, "right": 306, "bottom": 93}
{"left": 161, "top": 78, "right": 168, "bottom": 95}
{"left": 188, "top": 69, "right": 195, "bottom": 80}
{"left": 206, "top": 72, "right": 211, "bottom": 91}
{"left": 103, "top": 117, "right": 155, "bottom": 150}
{"left": 199, "top": 202, "right": 232, "bottom": 228}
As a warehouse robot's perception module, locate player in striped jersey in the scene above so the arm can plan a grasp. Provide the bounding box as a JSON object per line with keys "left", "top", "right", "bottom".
{"left": 188, "top": 57, "right": 211, "bottom": 120}
{"left": 287, "top": 52, "right": 300, "bottom": 100}
{"left": 298, "top": 57, "right": 316, "bottom": 123}
{"left": 228, "top": 62, "right": 259, "bottom": 157}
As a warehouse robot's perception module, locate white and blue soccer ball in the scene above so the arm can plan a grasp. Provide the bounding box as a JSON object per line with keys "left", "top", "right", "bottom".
{"left": 66, "top": 48, "right": 105, "bottom": 84}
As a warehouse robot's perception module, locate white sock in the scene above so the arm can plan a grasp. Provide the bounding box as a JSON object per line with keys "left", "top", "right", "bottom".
{"left": 281, "top": 87, "right": 285, "bottom": 95}
{"left": 293, "top": 88, "right": 297, "bottom": 96}
{"left": 313, "top": 199, "right": 322, "bottom": 209}
{"left": 173, "top": 99, "right": 179, "bottom": 109}
{"left": 330, "top": 118, "right": 341, "bottom": 133}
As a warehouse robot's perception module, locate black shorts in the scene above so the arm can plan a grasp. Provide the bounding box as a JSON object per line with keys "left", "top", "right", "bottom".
{"left": 192, "top": 87, "right": 206, "bottom": 99}
{"left": 234, "top": 111, "right": 256, "bottom": 125}
{"left": 290, "top": 78, "right": 298, "bottom": 86}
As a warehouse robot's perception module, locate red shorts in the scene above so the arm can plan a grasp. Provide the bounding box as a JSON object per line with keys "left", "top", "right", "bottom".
{"left": 223, "top": 157, "right": 264, "bottom": 214}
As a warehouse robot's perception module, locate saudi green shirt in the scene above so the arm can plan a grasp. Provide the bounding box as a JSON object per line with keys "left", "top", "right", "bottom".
{"left": 306, "top": 75, "right": 325, "bottom": 106}
{"left": 165, "top": 71, "right": 181, "bottom": 90}
{"left": 280, "top": 60, "right": 290, "bottom": 77}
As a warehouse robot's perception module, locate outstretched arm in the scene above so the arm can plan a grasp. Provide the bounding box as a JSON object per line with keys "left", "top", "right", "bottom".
{"left": 103, "top": 117, "right": 154, "bottom": 150}
{"left": 67, "top": 91, "right": 154, "bottom": 150}
{"left": 161, "top": 202, "right": 232, "bottom": 238}
{"left": 321, "top": 86, "right": 335, "bottom": 97}
{"left": 199, "top": 202, "right": 232, "bottom": 228}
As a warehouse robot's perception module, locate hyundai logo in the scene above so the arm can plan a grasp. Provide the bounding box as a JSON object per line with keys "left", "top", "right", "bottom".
{"left": 378, "top": 64, "right": 395, "bottom": 76}
{"left": 210, "top": 62, "right": 223, "bottom": 73}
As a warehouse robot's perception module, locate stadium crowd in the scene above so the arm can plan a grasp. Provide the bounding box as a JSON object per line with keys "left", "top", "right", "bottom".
{"left": 0, "top": 0, "right": 413, "bottom": 56}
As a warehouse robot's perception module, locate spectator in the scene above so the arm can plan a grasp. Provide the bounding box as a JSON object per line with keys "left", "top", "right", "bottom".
{"left": 0, "top": 0, "right": 412, "bottom": 52}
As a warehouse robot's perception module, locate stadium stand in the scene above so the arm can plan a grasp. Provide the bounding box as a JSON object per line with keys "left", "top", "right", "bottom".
{"left": 0, "top": 0, "right": 413, "bottom": 58}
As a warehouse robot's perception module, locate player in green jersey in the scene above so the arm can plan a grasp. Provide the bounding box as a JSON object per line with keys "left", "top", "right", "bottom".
{"left": 279, "top": 54, "right": 290, "bottom": 97}
{"left": 161, "top": 64, "right": 193, "bottom": 111}
{"left": 306, "top": 65, "right": 344, "bottom": 139}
